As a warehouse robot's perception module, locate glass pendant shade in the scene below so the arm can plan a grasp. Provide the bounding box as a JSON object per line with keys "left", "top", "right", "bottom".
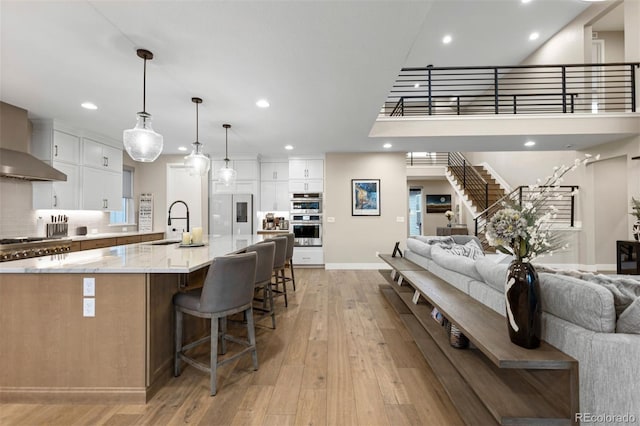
{"left": 123, "top": 112, "right": 163, "bottom": 162}
{"left": 218, "top": 161, "right": 237, "bottom": 186}
{"left": 184, "top": 142, "right": 210, "bottom": 176}
{"left": 183, "top": 97, "right": 210, "bottom": 176}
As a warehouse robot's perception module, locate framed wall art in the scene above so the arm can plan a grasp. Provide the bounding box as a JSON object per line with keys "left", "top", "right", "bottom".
{"left": 426, "top": 194, "right": 451, "bottom": 213}
{"left": 352, "top": 179, "right": 380, "bottom": 216}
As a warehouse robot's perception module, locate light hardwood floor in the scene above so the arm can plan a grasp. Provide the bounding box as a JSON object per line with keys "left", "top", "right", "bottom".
{"left": 0, "top": 269, "right": 463, "bottom": 426}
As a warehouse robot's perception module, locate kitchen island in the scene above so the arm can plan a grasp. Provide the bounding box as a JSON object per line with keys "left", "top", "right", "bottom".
{"left": 0, "top": 234, "right": 264, "bottom": 404}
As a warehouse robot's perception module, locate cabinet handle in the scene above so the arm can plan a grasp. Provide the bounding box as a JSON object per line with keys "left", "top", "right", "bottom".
{"left": 103, "top": 156, "right": 108, "bottom": 167}
{"left": 103, "top": 199, "right": 108, "bottom": 209}
{"left": 53, "top": 195, "right": 58, "bottom": 207}
{"left": 273, "top": 171, "right": 277, "bottom": 180}
{"left": 54, "top": 145, "right": 58, "bottom": 157}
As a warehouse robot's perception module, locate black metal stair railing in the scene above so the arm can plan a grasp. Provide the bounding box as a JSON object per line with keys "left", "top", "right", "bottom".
{"left": 447, "top": 152, "right": 490, "bottom": 212}
{"left": 474, "top": 185, "right": 578, "bottom": 247}
{"left": 384, "top": 62, "right": 640, "bottom": 116}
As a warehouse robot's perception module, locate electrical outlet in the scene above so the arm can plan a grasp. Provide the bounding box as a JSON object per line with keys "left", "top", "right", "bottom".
{"left": 83, "top": 298, "right": 95, "bottom": 317}
{"left": 396, "top": 216, "right": 405, "bottom": 223}
{"left": 83, "top": 277, "right": 95, "bottom": 297}
{"left": 327, "top": 217, "right": 335, "bottom": 223}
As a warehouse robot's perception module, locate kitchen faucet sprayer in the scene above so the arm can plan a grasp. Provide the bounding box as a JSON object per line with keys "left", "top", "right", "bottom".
{"left": 168, "top": 200, "right": 190, "bottom": 232}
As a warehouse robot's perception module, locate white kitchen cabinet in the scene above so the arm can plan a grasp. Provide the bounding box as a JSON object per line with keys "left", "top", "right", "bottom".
{"left": 260, "top": 181, "right": 290, "bottom": 211}
{"left": 30, "top": 120, "right": 81, "bottom": 210}
{"left": 289, "top": 158, "right": 323, "bottom": 193}
{"left": 81, "top": 166, "right": 122, "bottom": 211}
{"left": 292, "top": 247, "right": 324, "bottom": 265}
{"left": 289, "top": 179, "right": 323, "bottom": 193}
{"left": 82, "top": 137, "right": 123, "bottom": 173}
{"left": 289, "top": 159, "right": 323, "bottom": 180}
{"left": 260, "top": 161, "right": 289, "bottom": 181}
{"left": 31, "top": 121, "right": 81, "bottom": 164}
{"left": 211, "top": 180, "right": 259, "bottom": 195}
{"left": 32, "top": 162, "right": 80, "bottom": 209}
{"left": 212, "top": 159, "right": 259, "bottom": 181}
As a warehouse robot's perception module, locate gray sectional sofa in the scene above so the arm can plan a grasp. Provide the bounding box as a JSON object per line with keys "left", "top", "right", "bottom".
{"left": 405, "top": 235, "right": 640, "bottom": 425}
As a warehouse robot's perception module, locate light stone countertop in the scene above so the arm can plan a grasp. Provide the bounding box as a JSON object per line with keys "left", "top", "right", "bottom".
{"left": 0, "top": 234, "right": 266, "bottom": 274}
{"left": 69, "top": 230, "right": 164, "bottom": 241}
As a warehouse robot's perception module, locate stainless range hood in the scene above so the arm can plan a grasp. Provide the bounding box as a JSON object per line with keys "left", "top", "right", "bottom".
{"left": 0, "top": 148, "right": 67, "bottom": 181}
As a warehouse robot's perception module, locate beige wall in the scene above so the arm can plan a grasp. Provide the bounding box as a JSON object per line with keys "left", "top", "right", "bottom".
{"left": 324, "top": 152, "right": 407, "bottom": 266}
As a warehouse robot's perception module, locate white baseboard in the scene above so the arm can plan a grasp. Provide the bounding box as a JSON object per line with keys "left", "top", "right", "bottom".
{"left": 324, "top": 262, "right": 391, "bottom": 270}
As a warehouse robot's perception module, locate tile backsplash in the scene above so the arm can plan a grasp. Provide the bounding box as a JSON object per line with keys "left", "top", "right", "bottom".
{"left": 0, "top": 177, "right": 133, "bottom": 238}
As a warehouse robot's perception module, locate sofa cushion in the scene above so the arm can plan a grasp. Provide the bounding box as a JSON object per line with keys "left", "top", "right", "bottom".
{"left": 538, "top": 272, "right": 616, "bottom": 333}
{"left": 431, "top": 245, "right": 483, "bottom": 281}
{"left": 412, "top": 235, "right": 455, "bottom": 245}
{"left": 616, "top": 297, "right": 640, "bottom": 334}
{"left": 579, "top": 274, "right": 640, "bottom": 317}
{"left": 406, "top": 238, "right": 434, "bottom": 259}
{"left": 475, "top": 257, "right": 509, "bottom": 292}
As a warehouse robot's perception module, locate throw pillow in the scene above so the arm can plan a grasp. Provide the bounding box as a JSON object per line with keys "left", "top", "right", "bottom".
{"left": 616, "top": 297, "right": 640, "bottom": 334}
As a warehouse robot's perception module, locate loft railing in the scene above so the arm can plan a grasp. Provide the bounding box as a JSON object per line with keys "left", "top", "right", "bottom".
{"left": 447, "top": 152, "right": 489, "bottom": 212}
{"left": 406, "top": 152, "right": 448, "bottom": 166}
{"left": 384, "top": 62, "right": 640, "bottom": 116}
{"left": 474, "top": 185, "right": 578, "bottom": 247}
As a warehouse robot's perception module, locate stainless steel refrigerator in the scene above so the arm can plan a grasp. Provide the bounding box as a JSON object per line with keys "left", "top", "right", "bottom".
{"left": 209, "top": 193, "right": 254, "bottom": 235}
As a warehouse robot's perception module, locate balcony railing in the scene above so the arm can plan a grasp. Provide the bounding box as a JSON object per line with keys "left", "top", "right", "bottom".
{"left": 384, "top": 63, "right": 640, "bottom": 117}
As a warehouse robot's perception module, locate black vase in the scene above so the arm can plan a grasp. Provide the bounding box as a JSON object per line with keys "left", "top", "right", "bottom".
{"left": 505, "top": 260, "right": 541, "bottom": 349}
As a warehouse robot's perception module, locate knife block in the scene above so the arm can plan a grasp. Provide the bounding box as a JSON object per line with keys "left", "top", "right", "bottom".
{"left": 46, "top": 223, "right": 68, "bottom": 238}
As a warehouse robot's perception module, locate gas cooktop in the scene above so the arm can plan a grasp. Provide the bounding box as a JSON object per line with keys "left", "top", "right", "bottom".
{"left": 0, "top": 237, "right": 48, "bottom": 245}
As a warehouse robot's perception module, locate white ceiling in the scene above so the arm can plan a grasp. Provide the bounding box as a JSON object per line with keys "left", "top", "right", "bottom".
{"left": 2, "top": 0, "right": 612, "bottom": 159}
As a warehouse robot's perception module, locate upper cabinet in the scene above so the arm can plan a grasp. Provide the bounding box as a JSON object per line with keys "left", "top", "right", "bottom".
{"left": 260, "top": 161, "right": 289, "bottom": 182}
{"left": 211, "top": 157, "right": 259, "bottom": 195}
{"left": 30, "top": 120, "right": 123, "bottom": 210}
{"left": 31, "top": 120, "right": 81, "bottom": 209}
{"left": 289, "top": 159, "right": 323, "bottom": 180}
{"left": 31, "top": 121, "right": 80, "bottom": 165}
{"left": 289, "top": 158, "right": 323, "bottom": 193}
{"left": 82, "top": 137, "right": 123, "bottom": 173}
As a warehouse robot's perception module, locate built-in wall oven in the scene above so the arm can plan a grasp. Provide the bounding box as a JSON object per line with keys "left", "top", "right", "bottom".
{"left": 290, "top": 214, "right": 322, "bottom": 247}
{"left": 290, "top": 193, "right": 322, "bottom": 214}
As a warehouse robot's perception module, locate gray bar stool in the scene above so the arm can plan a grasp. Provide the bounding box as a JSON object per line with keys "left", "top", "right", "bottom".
{"left": 246, "top": 241, "right": 276, "bottom": 329}
{"left": 173, "top": 252, "right": 258, "bottom": 396}
{"left": 283, "top": 233, "right": 296, "bottom": 291}
{"left": 260, "top": 236, "right": 288, "bottom": 307}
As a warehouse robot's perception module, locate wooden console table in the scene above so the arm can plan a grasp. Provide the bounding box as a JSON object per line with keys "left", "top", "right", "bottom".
{"left": 436, "top": 226, "right": 468, "bottom": 236}
{"left": 379, "top": 254, "right": 578, "bottom": 425}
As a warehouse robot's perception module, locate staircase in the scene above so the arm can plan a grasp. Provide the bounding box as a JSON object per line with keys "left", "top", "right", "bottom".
{"left": 445, "top": 153, "right": 506, "bottom": 215}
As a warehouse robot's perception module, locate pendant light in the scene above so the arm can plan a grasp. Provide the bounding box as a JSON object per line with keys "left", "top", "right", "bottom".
{"left": 184, "top": 97, "right": 210, "bottom": 176}
{"left": 218, "top": 124, "right": 237, "bottom": 186}
{"left": 123, "top": 49, "right": 163, "bottom": 162}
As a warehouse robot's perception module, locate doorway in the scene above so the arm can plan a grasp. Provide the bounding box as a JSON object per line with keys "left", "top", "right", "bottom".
{"left": 166, "top": 163, "right": 202, "bottom": 240}
{"left": 409, "top": 187, "right": 422, "bottom": 236}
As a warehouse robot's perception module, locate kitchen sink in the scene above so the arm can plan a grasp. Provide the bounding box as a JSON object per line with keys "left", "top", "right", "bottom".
{"left": 148, "top": 240, "right": 180, "bottom": 246}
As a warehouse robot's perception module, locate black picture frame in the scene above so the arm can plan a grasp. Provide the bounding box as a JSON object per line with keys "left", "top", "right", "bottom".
{"left": 426, "top": 194, "right": 451, "bottom": 213}
{"left": 352, "top": 179, "right": 380, "bottom": 216}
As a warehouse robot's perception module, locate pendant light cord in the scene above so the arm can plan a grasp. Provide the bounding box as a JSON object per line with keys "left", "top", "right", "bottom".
{"left": 195, "top": 101, "right": 199, "bottom": 142}
{"left": 142, "top": 56, "right": 147, "bottom": 113}
{"left": 224, "top": 126, "right": 229, "bottom": 163}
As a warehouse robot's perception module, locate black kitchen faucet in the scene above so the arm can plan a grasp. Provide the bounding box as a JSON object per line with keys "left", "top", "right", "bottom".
{"left": 168, "top": 200, "right": 190, "bottom": 232}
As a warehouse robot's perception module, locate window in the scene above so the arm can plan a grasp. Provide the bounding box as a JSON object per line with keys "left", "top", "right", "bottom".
{"left": 110, "top": 167, "right": 135, "bottom": 225}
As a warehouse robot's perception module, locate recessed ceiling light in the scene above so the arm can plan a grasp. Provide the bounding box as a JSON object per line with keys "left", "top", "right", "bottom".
{"left": 383, "top": 143, "right": 392, "bottom": 149}
{"left": 178, "top": 146, "right": 188, "bottom": 152}
{"left": 524, "top": 140, "right": 536, "bottom": 147}
{"left": 529, "top": 32, "right": 540, "bottom": 41}
{"left": 81, "top": 102, "right": 98, "bottom": 110}
{"left": 256, "top": 99, "right": 270, "bottom": 108}
{"left": 442, "top": 35, "right": 452, "bottom": 44}
{"left": 521, "top": 0, "right": 532, "bottom": 3}
{"left": 284, "top": 145, "right": 294, "bottom": 150}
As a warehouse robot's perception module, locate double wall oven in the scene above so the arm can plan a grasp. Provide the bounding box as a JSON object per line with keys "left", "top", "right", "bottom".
{"left": 290, "top": 193, "right": 322, "bottom": 247}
